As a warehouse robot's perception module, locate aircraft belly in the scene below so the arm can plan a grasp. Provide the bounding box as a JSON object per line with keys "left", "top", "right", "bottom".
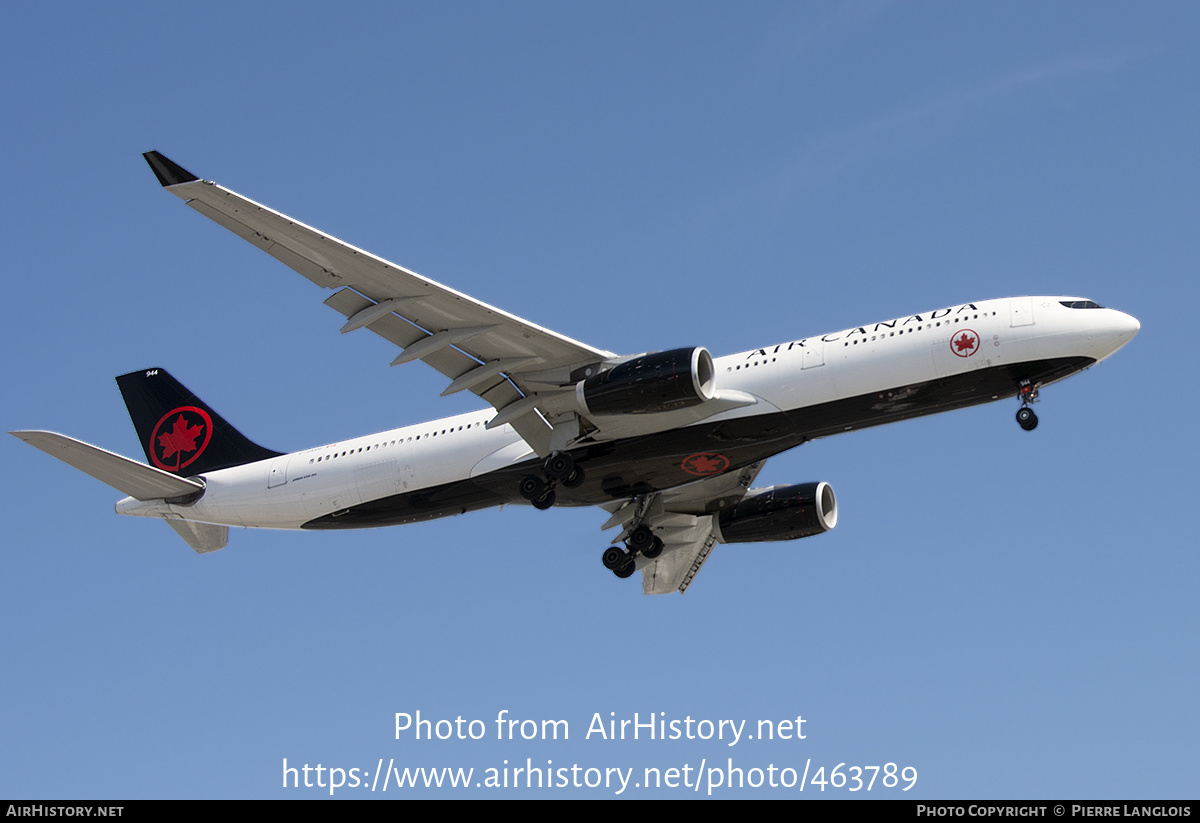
{"left": 788, "top": 355, "right": 1093, "bottom": 439}
{"left": 299, "top": 356, "right": 1093, "bottom": 530}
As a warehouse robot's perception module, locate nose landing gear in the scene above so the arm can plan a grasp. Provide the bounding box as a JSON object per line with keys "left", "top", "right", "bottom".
{"left": 1016, "top": 381, "right": 1039, "bottom": 431}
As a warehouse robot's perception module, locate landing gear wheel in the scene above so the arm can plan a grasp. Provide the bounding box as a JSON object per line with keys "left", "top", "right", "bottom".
{"left": 642, "top": 536, "right": 664, "bottom": 559}
{"left": 627, "top": 525, "right": 656, "bottom": 555}
{"left": 561, "top": 465, "right": 586, "bottom": 488}
{"left": 544, "top": 451, "right": 575, "bottom": 481}
{"left": 531, "top": 488, "right": 557, "bottom": 510}
{"left": 613, "top": 557, "right": 636, "bottom": 579}
{"left": 602, "top": 546, "right": 627, "bottom": 570}
{"left": 519, "top": 475, "right": 545, "bottom": 501}
{"left": 1016, "top": 407, "right": 1038, "bottom": 431}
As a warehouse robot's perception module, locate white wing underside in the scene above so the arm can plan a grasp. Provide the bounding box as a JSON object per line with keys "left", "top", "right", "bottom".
{"left": 157, "top": 170, "right": 613, "bottom": 456}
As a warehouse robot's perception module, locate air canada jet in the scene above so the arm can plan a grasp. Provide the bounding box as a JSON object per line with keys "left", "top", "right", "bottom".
{"left": 11, "top": 152, "right": 1141, "bottom": 594}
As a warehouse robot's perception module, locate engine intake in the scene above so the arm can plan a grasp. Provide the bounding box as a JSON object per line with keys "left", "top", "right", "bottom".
{"left": 715, "top": 482, "right": 838, "bottom": 544}
{"left": 578, "top": 347, "right": 716, "bottom": 417}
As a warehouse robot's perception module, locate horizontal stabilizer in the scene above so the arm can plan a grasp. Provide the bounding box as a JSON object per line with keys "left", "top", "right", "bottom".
{"left": 10, "top": 430, "right": 204, "bottom": 501}
{"left": 165, "top": 518, "right": 227, "bottom": 553}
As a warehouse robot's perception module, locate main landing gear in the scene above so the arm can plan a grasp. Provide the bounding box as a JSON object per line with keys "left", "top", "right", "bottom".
{"left": 601, "top": 524, "right": 664, "bottom": 580}
{"left": 1016, "top": 380, "right": 1039, "bottom": 431}
{"left": 518, "top": 451, "right": 585, "bottom": 510}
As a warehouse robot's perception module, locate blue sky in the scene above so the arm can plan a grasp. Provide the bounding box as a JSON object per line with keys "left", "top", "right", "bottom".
{"left": 2, "top": 2, "right": 1196, "bottom": 798}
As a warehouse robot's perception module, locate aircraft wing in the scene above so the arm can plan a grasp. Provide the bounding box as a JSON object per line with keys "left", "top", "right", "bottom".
{"left": 600, "top": 461, "right": 765, "bottom": 594}
{"left": 638, "top": 514, "right": 719, "bottom": 595}
{"left": 144, "top": 152, "right": 614, "bottom": 456}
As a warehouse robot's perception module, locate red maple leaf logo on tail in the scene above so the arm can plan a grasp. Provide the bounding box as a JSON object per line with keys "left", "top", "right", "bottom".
{"left": 148, "top": 406, "right": 213, "bottom": 471}
{"left": 158, "top": 415, "right": 205, "bottom": 463}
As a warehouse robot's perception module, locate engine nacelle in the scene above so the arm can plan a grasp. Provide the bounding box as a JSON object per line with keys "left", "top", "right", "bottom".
{"left": 577, "top": 347, "right": 716, "bottom": 417}
{"left": 715, "top": 482, "right": 838, "bottom": 544}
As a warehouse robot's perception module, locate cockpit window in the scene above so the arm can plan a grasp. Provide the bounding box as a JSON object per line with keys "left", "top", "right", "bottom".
{"left": 1060, "top": 300, "right": 1104, "bottom": 309}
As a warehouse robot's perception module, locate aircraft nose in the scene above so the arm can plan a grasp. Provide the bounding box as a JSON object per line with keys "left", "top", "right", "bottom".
{"left": 1092, "top": 309, "right": 1139, "bottom": 360}
{"left": 1116, "top": 310, "right": 1141, "bottom": 337}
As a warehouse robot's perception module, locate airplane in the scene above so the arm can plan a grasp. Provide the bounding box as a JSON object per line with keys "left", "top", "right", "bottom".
{"left": 11, "top": 151, "right": 1141, "bottom": 594}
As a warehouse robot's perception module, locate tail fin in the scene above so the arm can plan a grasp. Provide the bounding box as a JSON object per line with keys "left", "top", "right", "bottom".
{"left": 116, "top": 368, "right": 282, "bottom": 475}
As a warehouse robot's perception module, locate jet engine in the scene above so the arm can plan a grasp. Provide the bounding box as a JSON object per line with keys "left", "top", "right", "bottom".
{"left": 576, "top": 347, "right": 716, "bottom": 416}
{"left": 715, "top": 482, "right": 838, "bottom": 544}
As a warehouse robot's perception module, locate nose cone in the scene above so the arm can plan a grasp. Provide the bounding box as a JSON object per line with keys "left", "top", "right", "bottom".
{"left": 1116, "top": 310, "right": 1141, "bottom": 337}
{"left": 1095, "top": 309, "right": 1139, "bottom": 360}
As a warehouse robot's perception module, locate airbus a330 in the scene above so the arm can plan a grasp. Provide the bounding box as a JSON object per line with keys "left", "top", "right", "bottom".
{"left": 12, "top": 152, "right": 1140, "bottom": 593}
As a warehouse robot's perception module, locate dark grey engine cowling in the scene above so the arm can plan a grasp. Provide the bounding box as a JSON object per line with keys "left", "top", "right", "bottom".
{"left": 577, "top": 347, "right": 716, "bottom": 417}
{"left": 715, "top": 482, "right": 838, "bottom": 544}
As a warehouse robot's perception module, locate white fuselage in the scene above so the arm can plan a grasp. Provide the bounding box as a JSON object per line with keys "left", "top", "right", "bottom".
{"left": 116, "top": 297, "right": 1139, "bottom": 530}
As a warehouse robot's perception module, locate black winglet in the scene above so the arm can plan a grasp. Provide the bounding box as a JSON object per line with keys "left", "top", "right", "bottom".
{"left": 143, "top": 151, "right": 198, "bottom": 187}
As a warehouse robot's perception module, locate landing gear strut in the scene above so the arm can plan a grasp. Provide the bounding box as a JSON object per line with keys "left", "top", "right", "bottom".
{"left": 518, "top": 475, "right": 556, "bottom": 509}
{"left": 628, "top": 525, "right": 664, "bottom": 559}
{"left": 519, "top": 451, "right": 585, "bottom": 510}
{"left": 1016, "top": 380, "right": 1039, "bottom": 431}
{"left": 601, "top": 524, "right": 665, "bottom": 580}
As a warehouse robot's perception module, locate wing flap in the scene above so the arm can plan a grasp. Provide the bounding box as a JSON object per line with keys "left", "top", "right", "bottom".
{"left": 323, "top": 287, "right": 526, "bottom": 406}
{"left": 324, "top": 288, "right": 432, "bottom": 352}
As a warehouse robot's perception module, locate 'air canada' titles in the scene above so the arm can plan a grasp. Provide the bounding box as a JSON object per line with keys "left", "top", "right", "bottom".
{"left": 744, "top": 303, "right": 981, "bottom": 359}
